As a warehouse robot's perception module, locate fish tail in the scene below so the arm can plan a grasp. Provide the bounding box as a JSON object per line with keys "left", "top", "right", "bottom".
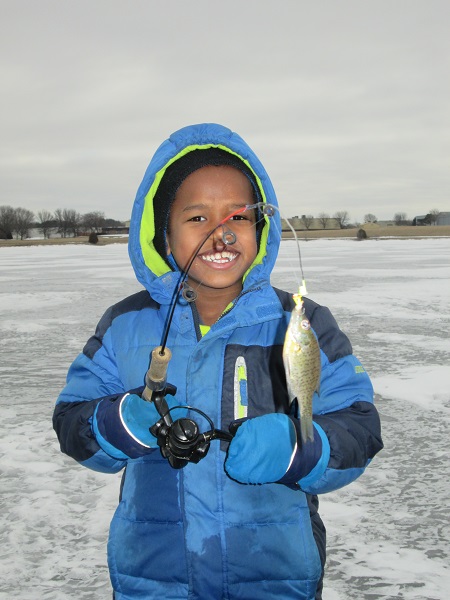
{"left": 300, "top": 416, "right": 315, "bottom": 445}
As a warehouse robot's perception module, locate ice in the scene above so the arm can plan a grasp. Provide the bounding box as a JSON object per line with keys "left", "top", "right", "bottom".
{"left": 1, "top": 238, "right": 449, "bottom": 599}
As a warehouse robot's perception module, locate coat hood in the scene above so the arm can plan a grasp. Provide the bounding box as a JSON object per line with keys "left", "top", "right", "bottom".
{"left": 128, "top": 123, "right": 281, "bottom": 297}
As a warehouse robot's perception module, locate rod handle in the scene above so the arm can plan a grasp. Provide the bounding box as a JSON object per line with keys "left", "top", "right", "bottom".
{"left": 141, "top": 346, "right": 172, "bottom": 401}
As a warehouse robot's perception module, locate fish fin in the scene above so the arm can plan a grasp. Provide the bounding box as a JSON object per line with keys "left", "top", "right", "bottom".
{"left": 283, "top": 353, "right": 296, "bottom": 404}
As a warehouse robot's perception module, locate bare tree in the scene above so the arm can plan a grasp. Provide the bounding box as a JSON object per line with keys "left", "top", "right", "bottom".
{"left": 317, "top": 212, "right": 329, "bottom": 229}
{"left": 394, "top": 212, "right": 408, "bottom": 226}
{"left": 54, "top": 208, "right": 68, "bottom": 237}
{"left": 429, "top": 208, "right": 440, "bottom": 225}
{"left": 0, "top": 205, "right": 16, "bottom": 239}
{"left": 63, "top": 209, "right": 82, "bottom": 237}
{"left": 36, "top": 210, "right": 54, "bottom": 238}
{"left": 104, "top": 217, "right": 125, "bottom": 227}
{"left": 301, "top": 214, "right": 314, "bottom": 230}
{"left": 12, "top": 207, "right": 35, "bottom": 240}
{"left": 364, "top": 213, "right": 377, "bottom": 223}
{"left": 333, "top": 210, "right": 350, "bottom": 229}
{"left": 82, "top": 211, "right": 106, "bottom": 232}
{"left": 54, "top": 208, "right": 81, "bottom": 237}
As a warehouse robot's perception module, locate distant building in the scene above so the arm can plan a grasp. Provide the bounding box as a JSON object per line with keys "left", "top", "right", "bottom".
{"left": 437, "top": 212, "right": 450, "bottom": 225}
{"left": 412, "top": 215, "right": 430, "bottom": 226}
{"left": 99, "top": 226, "right": 129, "bottom": 235}
{"left": 412, "top": 212, "right": 450, "bottom": 226}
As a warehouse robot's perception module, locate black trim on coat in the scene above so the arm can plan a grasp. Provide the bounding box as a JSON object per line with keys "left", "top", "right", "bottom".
{"left": 314, "top": 401, "right": 383, "bottom": 469}
{"left": 273, "top": 288, "right": 353, "bottom": 363}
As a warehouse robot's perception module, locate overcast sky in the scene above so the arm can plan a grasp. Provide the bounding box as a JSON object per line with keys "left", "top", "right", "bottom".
{"left": 1, "top": 1, "right": 449, "bottom": 222}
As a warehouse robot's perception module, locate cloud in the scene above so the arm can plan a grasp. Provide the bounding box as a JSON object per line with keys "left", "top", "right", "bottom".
{"left": 1, "top": 0, "right": 449, "bottom": 221}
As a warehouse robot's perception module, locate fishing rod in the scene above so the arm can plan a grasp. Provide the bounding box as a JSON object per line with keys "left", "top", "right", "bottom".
{"left": 141, "top": 201, "right": 307, "bottom": 468}
{"left": 158, "top": 205, "right": 250, "bottom": 354}
{"left": 140, "top": 203, "right": 263, "bottom": 400}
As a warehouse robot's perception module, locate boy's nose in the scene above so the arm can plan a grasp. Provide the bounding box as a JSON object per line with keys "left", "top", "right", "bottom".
{"left": 212, "top": 229, "right": 227, "bottom": 250}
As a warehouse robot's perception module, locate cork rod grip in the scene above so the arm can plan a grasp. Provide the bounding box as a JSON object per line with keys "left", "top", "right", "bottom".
{"left": 141, "top": 346, "right": 172, "bottom": 401}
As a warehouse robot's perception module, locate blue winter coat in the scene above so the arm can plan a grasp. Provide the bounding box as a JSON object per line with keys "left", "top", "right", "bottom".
{"left": 53, "top": 123, "right": 383, "bottom": 600}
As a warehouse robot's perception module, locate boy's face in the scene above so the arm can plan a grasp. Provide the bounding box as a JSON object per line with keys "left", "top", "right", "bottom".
{"left": 166, "top": 165, "right": 258, "bottom": 295}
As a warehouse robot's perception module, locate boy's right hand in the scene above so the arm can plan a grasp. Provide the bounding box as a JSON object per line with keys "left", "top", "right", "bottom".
{"left": 93, "top": 392, "right": 185, "bottom": 460}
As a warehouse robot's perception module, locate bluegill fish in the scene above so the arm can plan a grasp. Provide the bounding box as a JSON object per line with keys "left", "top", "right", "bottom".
{"left": 283, "top": 297, "right": 321, "bottom": 444}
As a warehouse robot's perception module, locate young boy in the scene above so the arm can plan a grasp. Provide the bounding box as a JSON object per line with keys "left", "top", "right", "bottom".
{"left": 53, "top": 123, "right": 383, "bottom": 600}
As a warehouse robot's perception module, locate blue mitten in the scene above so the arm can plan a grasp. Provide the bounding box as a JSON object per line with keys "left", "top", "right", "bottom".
{"left": 93, "top": 392, "right": 185, "bottom": 460}
{"left": 224, "top": 413, "right": 325, "bottom": 486}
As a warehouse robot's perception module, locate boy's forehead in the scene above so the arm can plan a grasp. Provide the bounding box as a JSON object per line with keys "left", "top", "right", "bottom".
{"left": 179, "top": 201, "right": 250, "bottom": 212}
{"left": 152, "top": 147, "right": 261, "bottom": 263}
{"left": 173, "top": 165, "right": 253, "bottom": 199}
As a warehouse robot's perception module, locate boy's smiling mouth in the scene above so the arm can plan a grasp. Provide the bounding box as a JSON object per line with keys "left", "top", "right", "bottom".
{"left": 199, "top": 250, "right": 239, "bottom": 264}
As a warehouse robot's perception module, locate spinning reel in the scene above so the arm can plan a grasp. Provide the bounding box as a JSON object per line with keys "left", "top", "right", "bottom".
{"left": 141, "top": 347, "right": 235, "bottom": 469}
{"left": 149, "top": 387, "right": 234, "bottom": 469}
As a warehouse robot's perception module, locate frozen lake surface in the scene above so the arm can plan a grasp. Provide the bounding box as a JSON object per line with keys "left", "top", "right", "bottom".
{"left": 1, "top": 238, "right": 449, "bottom": 599}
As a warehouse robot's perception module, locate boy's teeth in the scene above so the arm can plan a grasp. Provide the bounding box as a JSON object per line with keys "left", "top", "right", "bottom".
{"left": 201, "top": 251, "right": 237, "bottom": 263}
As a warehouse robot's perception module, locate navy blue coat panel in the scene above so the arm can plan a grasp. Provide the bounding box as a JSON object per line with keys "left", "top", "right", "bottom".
{"left": 53, "top": 123, "right": 383, "bottom": 599}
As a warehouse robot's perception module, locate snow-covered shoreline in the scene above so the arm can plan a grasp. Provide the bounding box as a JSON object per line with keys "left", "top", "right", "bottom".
{"left": 1, "top": 238, "right": 449, "bottom": 599}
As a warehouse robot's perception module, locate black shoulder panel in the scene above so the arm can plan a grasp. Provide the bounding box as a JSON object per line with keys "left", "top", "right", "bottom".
{"left": 273, "top": 287, "right": 352, "bottom": 363}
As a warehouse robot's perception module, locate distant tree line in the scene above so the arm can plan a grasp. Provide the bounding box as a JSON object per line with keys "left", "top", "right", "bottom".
{"left": 365, "top": 209, "right": 441, "bottom": 227}
{"left": 0, "top": 206, "right": 124, "bottom": 240}
{"left": 285, "top": 211, "right": 353, "bottom": 231}
{"left": 1, "top": 205, "right": 444, "bottom": 240}
{"left": 287, "top": 210, "right": 375, "bottom": 231}
{"left": 284, "top": 208, "right": 443, "bottom": 230}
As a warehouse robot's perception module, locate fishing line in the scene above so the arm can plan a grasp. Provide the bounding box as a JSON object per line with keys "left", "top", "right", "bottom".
{"left": 158, "top": 202, "right": 307, "bottom": 353}
{"left": 159, "top": 204, "right": 256, "bottom": 353}
{"left": 260, "top": 203, "right": 308, "bottom": 296}
{"left": 180, "top": 210, "right": 263, "bottom": 305}
{"left": 283, "top": 217, "right": 306, "bottom": 287}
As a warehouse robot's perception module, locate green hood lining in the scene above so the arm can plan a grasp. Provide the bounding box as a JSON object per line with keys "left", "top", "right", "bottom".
{"left": 139, "top": 143, "right": 271, "bottom": 280}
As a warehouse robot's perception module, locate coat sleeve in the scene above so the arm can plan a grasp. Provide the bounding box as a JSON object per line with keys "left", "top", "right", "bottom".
{"left": 300, "top": 300, "right": 383, "bottom": 494}
{"left": 53, "top": 305, "right": 128, "bottom": 474}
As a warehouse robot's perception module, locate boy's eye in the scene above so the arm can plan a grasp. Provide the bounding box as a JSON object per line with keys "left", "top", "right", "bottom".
{"left": 188, "top": 216, "right": 206, "bottom": 222}
{"left": 230, "top": 213, "right": 255, "bottom": 223}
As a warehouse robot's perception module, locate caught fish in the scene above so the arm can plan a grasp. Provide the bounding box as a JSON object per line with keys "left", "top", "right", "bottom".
{"left": 283, "top": 293, "right": 321, "bottom": 444}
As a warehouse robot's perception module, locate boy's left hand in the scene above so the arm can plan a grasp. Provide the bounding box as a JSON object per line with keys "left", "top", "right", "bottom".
{"left": 224, "top": 413, "right": 325, "bottom": 486}
{"left": 224, "top": 414, "right": 297, "bottom": 484}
